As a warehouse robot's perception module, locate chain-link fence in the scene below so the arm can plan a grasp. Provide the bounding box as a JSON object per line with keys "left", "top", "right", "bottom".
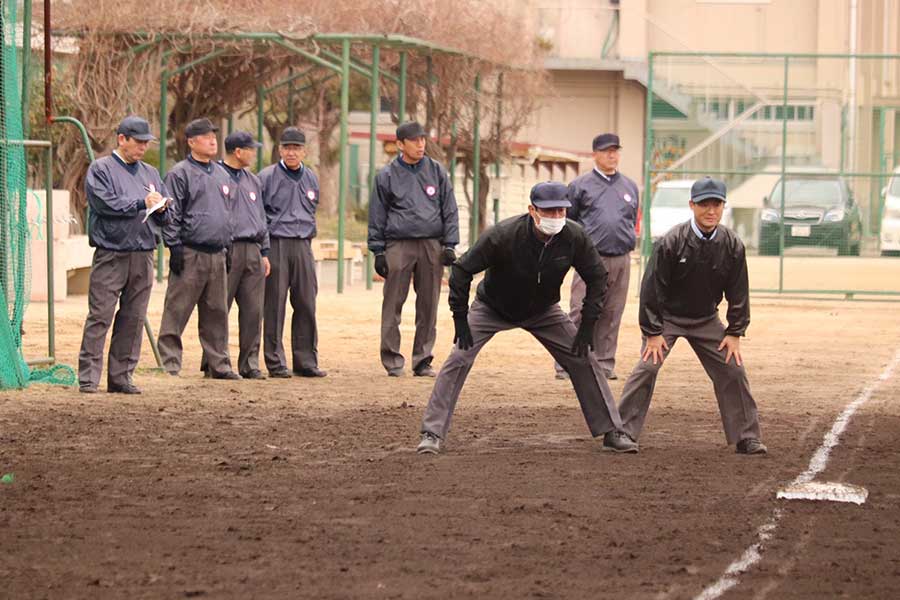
{"left": 644, "top": 52, "right": 900, "bottom": 298}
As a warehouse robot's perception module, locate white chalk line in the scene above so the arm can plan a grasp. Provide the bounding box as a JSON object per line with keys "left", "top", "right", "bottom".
{"left": 693, "top": 348, "right": 900, "bottom": 600}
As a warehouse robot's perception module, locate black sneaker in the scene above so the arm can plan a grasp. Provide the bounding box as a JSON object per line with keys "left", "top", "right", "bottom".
{"left": 736, "top": 438, "right": 768, "bottom": 455}
{"left": 269, "top": 369, "right": 292, "bottom": 379}
{"left": 606, "top": 370, "right": 618, "bottom": 380}
{"left": 387, "top": 368, "right": 404, "bottom": 377}
{"left": 211, "top": 371, "right": 242, "bottom": 381}
{"left": 108, "top": 383, "right": 142, "bottom": 395}
{"left": 602, "top": 430, "right": 639, "bottom": 453}
{"left": 413, "top": 365, "right": 436, "bottom": 377}
{"left": 79, "top": 385, "right": 98, "bottom": 394}
{"left": 294, "top": 367, "right": 327, "bottom": 378}
{"left": 241, "top": 369, "right": 266, "bottom": 380}
{"left": 555, "top": 371, "right": 570, "bottom": 380}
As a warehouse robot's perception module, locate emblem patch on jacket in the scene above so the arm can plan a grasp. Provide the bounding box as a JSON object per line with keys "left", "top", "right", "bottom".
{"left": 222, "top": 185, "right": 230, "bottom": 196}
{"left": 307, "top": 190, "right": 317, "bottom": 201}
{"left": 249, "top": 192, "right": 257, "bottom": 202}
{"left": 624, "top": 193, "right": 633, "bottom": 204}
{"left": 425, "top": 185, "right": 437, "bottom": 197}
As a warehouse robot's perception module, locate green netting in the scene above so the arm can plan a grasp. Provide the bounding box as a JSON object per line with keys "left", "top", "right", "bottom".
{"left": 1, "top": 1, "right": 75, "bottom": 389}
{"left": 1, "top": 0, "right": 30, "bottom": 389}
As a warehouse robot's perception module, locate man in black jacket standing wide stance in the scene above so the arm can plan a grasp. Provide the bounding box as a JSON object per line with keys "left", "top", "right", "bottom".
{"left": 611, "top": 177, "right": 766, "bottom": 455}
{"left": 416, "top": 182, "right": 637, "bottom": 455}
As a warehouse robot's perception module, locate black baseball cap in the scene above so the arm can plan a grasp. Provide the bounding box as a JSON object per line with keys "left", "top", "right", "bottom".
{"left": 592, "top": 133, "right": 621, "bottom": 151}
{"left": 396, "top": 121, "right": 427, "bottom": 141}
{"left": 224, "top": 131, "right": 263, "bottom": 153}
{"left": 530, "top": 182, "right": 571, "bottom": 209}
{"left": 185, "top": 118, "right": 218, "bottom": 138}
{"left": 691, "top": 177, "right": 727, "bottom": 203}
{"left": 116, "top": 116, "right": 156, "bottom": 142}
{"left": 280, "top": 127, "right": 306, "bottom": 146}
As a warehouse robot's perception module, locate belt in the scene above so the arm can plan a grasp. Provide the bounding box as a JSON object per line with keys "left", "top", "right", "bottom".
{"left": 184, "top": 243, "right": 225, "bottom": 253}
{"left": 232, "top": 237, "right": 261, "bottom": 244}
{"left": 596, "top": 250, "right": 630, "bottom": 258}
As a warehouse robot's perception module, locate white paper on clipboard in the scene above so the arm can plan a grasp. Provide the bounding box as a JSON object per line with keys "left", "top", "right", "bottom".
{"left": 142, "top": 197, "right": 168, "bottom": 223}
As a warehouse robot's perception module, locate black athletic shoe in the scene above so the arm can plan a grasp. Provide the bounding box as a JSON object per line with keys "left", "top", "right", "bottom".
{"left": 387, "top": 368, "right": 404, "bottom": 377}
{"left": 211, "top": 371, "right": 242, "bottom": 381}
{"left": 269, "top": 369, "right": 292, "bottom": 379}
{"left": 294, "top": 367, "right": 327, "bottom": 378}
{"left": 241, "top": 369, "right": 266, "bottom": 380}
{"left": 606, "top": 370, "right": 618, "bottom": 380}
{"left": 108, "top": 383, "right": 142, "bottom": 395}
{"left": 79, "top": 385, "right": 98, "bottom": 394}
{"left": 736, "top": 438, "right": 768, "bottom": 455}
{"left": 413, "top": 365, "right": 436, "bottom": 377}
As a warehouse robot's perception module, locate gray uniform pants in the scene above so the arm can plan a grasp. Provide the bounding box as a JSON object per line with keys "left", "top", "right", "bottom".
{"left": 78, "top": 249, "right": 154, "bottom": 389}
{"left": 381, "top": 238, "right": 442, "bottom": 373}
{"left": 158, "top": 247, "right": 232, "bottom": 376}
{"left": 421, "top": 299, "right": 623, "bottom": 440}
{"left": 200, "top": 241, "right": 265, "bottom": 375}
{"left": 555, "top": 253, "right": 631, "bottom": 376}
{"left": 264, "top": 237, "right": 318, "bottom": 372}
{"left": 618, "top": 315, "right": 761, "bottom": 445}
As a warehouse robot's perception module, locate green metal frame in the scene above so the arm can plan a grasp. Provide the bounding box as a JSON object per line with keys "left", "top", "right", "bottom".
{"left": 49, "top": 30, "right": 493, "bottom": 293}
{"left": 645, "top": 50, "right": 900, "bottom": 299}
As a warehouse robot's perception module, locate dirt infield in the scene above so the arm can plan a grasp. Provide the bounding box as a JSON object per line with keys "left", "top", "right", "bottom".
{"left": 2, "top": 266, "right": 900, "bottom": 599}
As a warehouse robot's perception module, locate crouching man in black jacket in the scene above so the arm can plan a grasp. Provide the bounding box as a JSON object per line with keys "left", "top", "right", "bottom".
{"left": 416, "top": 182, "right": 637, "bottom": 455}
{"left": 614, "top": 177, "right": 766, "bottom": 455}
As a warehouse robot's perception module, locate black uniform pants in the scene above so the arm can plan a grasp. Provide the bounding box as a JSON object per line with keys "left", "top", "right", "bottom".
{"left": 78, "top": 249, "right": 154, "bottom": 389}
{"left": 263, "top": 237, "right": 319, "bottom": 372}
{"left": 200, "top": 241, "right": 266, "bottom": 375}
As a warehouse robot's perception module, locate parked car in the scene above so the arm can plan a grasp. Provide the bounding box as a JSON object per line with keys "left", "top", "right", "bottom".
{"left": 649, "top": 179, "right": 733, "bottom": 242}
{"left": 880, "top": 166, "right": 900, "bottom": 256}
{"left": 758, "top": 175, "right": 862, "bottom": 256}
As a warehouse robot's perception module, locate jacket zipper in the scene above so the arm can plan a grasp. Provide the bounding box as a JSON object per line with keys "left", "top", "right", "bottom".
{"left": 537, "top": 237, "right": 554, "bottom": 285}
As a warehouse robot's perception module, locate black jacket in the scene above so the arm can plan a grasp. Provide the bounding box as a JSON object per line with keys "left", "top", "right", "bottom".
{"left": 367, "top": 156, "right": 460, "bottom": 254}
{"left": 567, "top": 170, "right": 640, "bottom": 256}
{"left": 162, "top": 157, "right": 234, "bottom": 251}
{"left": 220, "top": 162, "right": 269, "bottom": 255}
{"left": 639, "top": 221, "right": 750, "bottom": 337}
{"left": 259, "top": 161, "right": 320, "bottom": 240}
{"left": 85, "top": 154, "right": 169, "bottom": 252}
{"left": 449, "top": 214, "right": 608, "bottom": 323}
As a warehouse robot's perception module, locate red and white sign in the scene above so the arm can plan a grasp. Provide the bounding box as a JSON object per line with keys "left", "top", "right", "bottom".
{"left": 425, "top": 185, "right": 437, "bottom": 197}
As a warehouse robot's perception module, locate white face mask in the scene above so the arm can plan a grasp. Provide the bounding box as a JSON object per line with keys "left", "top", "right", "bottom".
{"left": 537, "top": 216, "right": 566, "bottom": 236}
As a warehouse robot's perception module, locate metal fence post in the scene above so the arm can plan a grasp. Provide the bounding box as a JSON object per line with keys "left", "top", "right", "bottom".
{"left": 641, "top": 52, "right": 655, "bottom": 273}
{"left": 398, "top": 51, "right": 407, "bottom": 122}
{"left": 337, "top": 39, "right": 350, "bottom": 293}
{"left": 778, "top": 56, "right": 789, "bottom": 293}
{"left": 366, "top": 44, "right": 380, "bottom": 290}
{"left": 158, "top": 71, "right": 169, "bottom": 282}
{"left": 45, "top": 145, "right": 54, "bottom": 361}
{"left": 471, "top": 73, "right": 481, "bottom": 245}
{"left": 257, "top": 85, "right": 265, "bottom": 173}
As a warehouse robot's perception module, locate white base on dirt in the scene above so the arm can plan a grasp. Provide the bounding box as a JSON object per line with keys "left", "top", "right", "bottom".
{"left": 776, "top": 481, "right": 868, "bottom": 505}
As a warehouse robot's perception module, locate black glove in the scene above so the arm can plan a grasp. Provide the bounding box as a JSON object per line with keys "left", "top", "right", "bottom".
{"left": 453, "top": 313, "right": 474, "bottom": 350}
{"left": 571, "top": 319, "right": 596, "bottom": 357}
{"left": 225, "top": 245, "right": 233, "bottom": 273}
{"left": 441, "top": 247, "right": 457, "bottom": 266}
{"left": 169, "top": 245, "right": 184, "bottom": 277}
{"left": 374, "top": 253, "right": 388, "bottom": 278}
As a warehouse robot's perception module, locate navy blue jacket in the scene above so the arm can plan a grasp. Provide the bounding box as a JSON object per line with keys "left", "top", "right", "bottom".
{"left": 162, "top": 156, "right": 234, "bottom": 251}
{"left": 367, "top": 156, "right": 459, "bottom": 254}
{"left": 259, "top": 162, "right": 319, "bottom": 240}
{"left": 220, "top": 162, "right": 269, "bottom": 256}
{"left": 84, "top": 153, "right": 169, "bottom": 252}
{"left": 567, "top": 170, "right": 640, "bottom": 256}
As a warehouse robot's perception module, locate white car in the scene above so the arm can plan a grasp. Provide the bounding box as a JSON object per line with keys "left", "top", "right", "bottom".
{"left": 649, "top": 179, "right": 733, "bottom": 241}
{"left": 881, "top": 167, "right": 900, "bottom": 255}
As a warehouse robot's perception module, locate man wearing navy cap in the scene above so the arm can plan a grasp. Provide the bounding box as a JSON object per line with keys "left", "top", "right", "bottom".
{"left": 611, "top": 177, "right": 766, "bottom": 455}
{"left": 78, "top": 115, "right": 170, "bottom": 394}
{"left": 415, "top": 182, "right": 637, "bottom": 455}
{"left": 368, "top": 121, "right": 460, "bottom": 377}
{"left": 555, "top": 132, "right": 640, "bottom": 381}
{"left": 199, "top": 131, "right": 269, "bottom": 379}
{"left": 259, "top": 127, "right": 326, "bottom": 378}
{"left": 158, "top": 117, "right": 240, "bottom": 379}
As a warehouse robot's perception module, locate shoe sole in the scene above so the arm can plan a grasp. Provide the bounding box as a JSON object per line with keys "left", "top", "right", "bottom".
{"left": 417, "top": 447, "right": 440, "bottom": 454}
